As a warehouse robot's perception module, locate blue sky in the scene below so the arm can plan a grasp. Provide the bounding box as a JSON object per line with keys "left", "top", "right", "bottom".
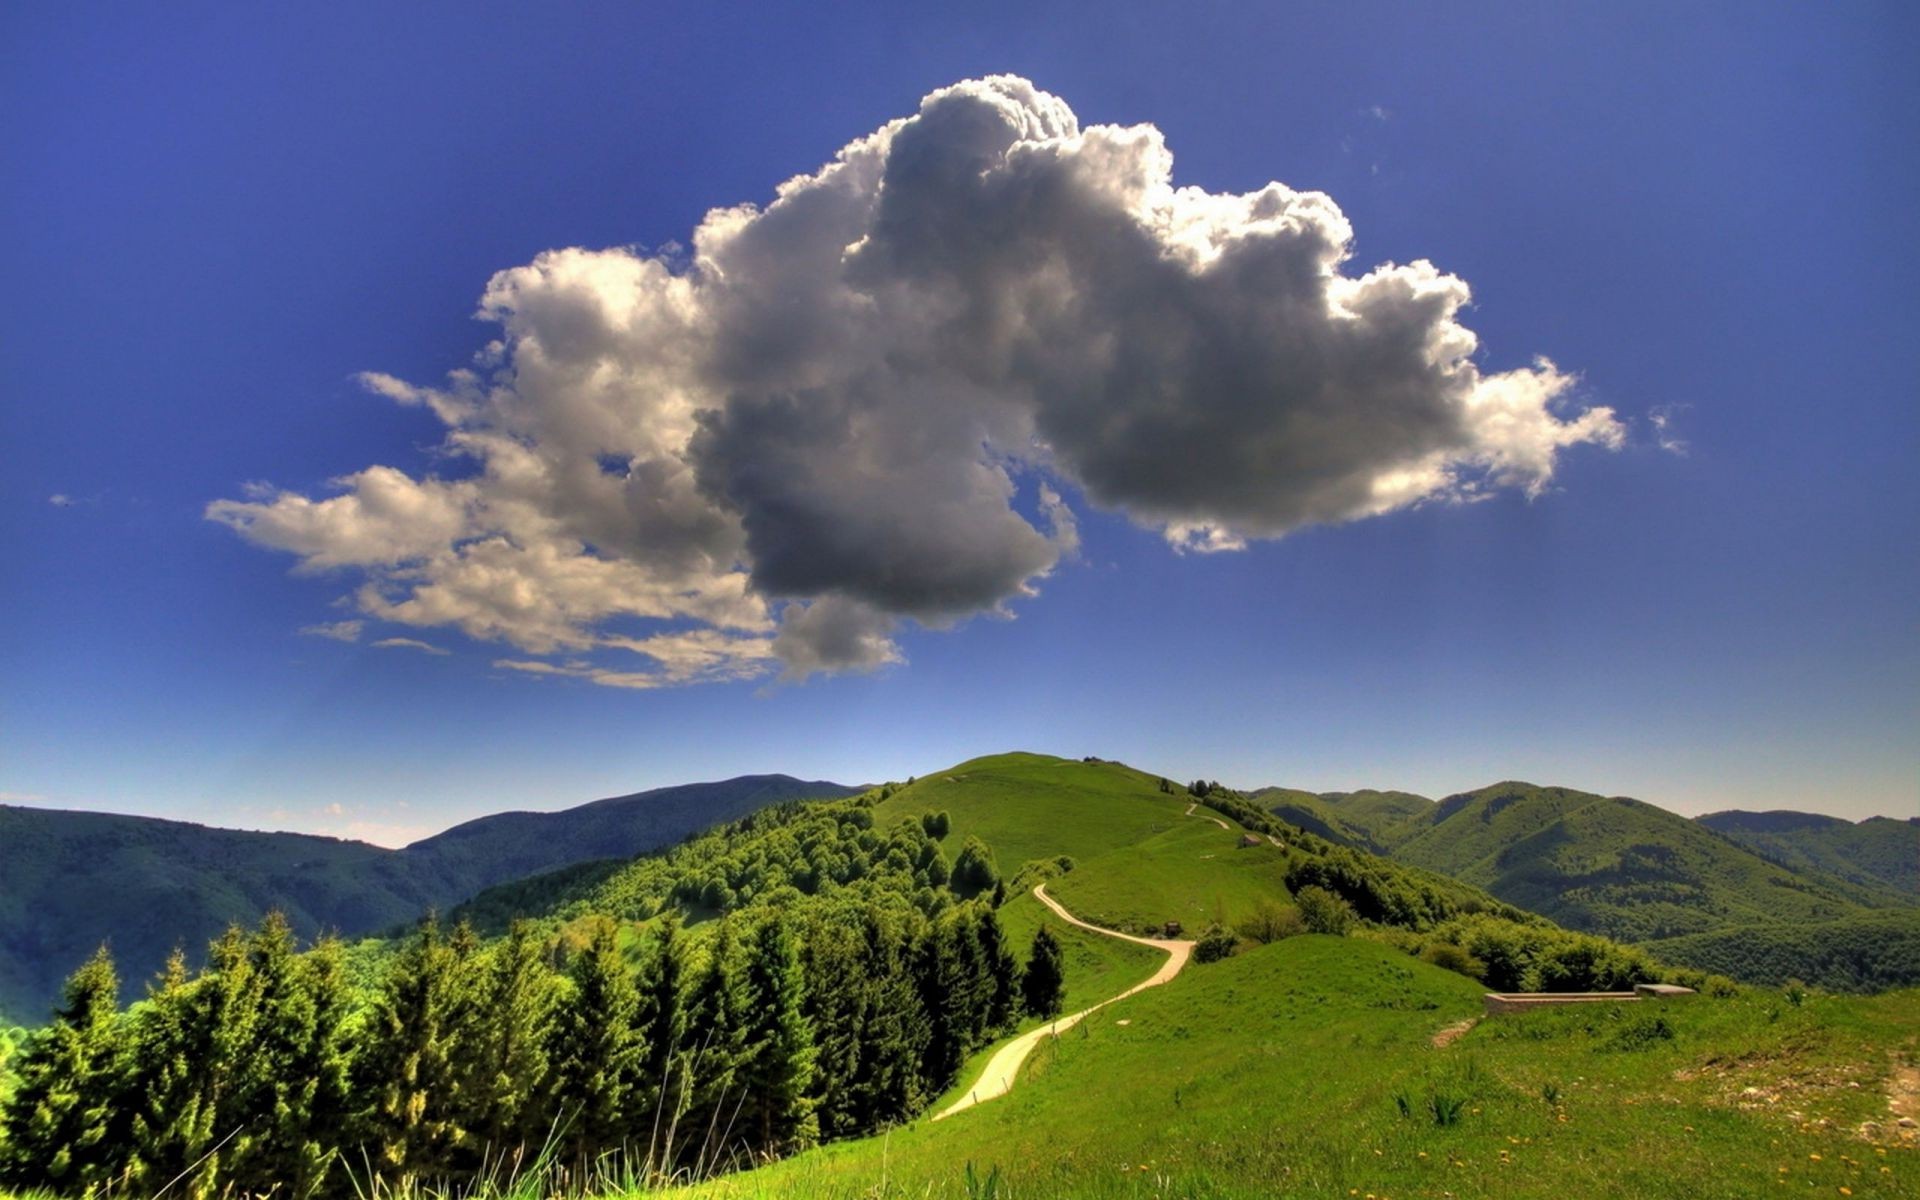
{"left": 3, "top": 3, "right": 1913, "bottom": 845}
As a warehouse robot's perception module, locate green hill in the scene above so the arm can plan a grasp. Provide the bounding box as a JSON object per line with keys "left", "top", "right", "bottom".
{"left": 1699, "top": 810, "right": 1919, "bottom": 898}
{"left": 11, "top": 749, "right": 1918, "bottom": 1200}
{"left": 1304, "top": 782, "right": 1889, "bottom": 943}
{"left": 1644, "top": 910, "right": 1920, "bottom": 992}
{"left": 0, "top": 774, "right": 854, "bottom": 1022}
{"left": 672, "top": 935, "right": 1920, "bottom": 1200}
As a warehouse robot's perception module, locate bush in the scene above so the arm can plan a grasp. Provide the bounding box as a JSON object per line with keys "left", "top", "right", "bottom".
{"left": 1419, "top": 941, "right": 1486, "bottom": 981}
{"left": 1238, "top": 898, "right": 1305, "bottom": 945}
{"left": 1194, "top": 923, "right": 1237, "bottom": 964}
{"left": 1294, "top": 886, "right": 1356, "bottom": 937}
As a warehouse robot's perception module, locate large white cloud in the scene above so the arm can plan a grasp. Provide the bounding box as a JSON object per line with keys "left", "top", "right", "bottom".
{"left": 210, "top": 76, "right": 1621, "bottom": 686}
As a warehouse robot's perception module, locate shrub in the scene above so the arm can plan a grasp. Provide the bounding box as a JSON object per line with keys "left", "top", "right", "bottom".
{"left": 1419, "top": 940, "right": 1486, "bottom": 981}
{"left": 1194, "top": 924, "right": 1237, "bottom": 964}
{"left": 1239, "top": 898, "right": 1306, "bottom": 945}
{"left": 1294, "top": 886, "right": 1356, "bottom": 936}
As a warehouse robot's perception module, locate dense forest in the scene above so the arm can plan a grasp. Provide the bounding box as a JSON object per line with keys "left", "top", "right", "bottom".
{"left": 0, "top": 796, "right": 1051, "bottom": 1199}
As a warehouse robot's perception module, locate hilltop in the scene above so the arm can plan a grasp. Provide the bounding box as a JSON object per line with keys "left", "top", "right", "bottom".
{"left": 5, "top": 749, "right": 1916, "bottom": 1200}
{"left": 0, "top": 774, "right": 856, "bottom": 1022}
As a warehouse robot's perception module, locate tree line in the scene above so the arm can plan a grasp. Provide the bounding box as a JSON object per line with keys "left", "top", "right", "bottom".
{"left": 0, "top": 893, "right": 1065, "bottom": 1198}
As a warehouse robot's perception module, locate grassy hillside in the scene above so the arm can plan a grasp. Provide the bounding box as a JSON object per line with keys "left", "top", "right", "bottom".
{"left": 673, "top": 935, "right": 1920, "bottom": 1199}
{"left": 1700, "top": 810, "right": 1920, "bottom": 898}
{"left": 0, "top": 775, "right": 853, "bottom": 1022}
{"left": 1369, "top": 782, "right": 1882, "bottom": 942}
{"left": 869, "top": 753, "right": 1191, "bottom": 869}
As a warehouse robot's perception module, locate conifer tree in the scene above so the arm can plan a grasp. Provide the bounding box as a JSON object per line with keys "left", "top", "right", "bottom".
{"left": 846, "top": 909, "right": 926, "bottom": 1127}
{"left": 223, "top": 913, "right": 353, "bottom": 1198}
{"left": 796, "top": 912, "right": 863, "bottom": 1138}
{"left": 355, "top": 917, "right": 474, "bottom": 1181}
{"left": 975, "top": 907, "right": 1020, "bottom": 1033}
{"left": 738, "top": 916, "right": 818, "bottom": 1156}
{"left": 464, "top": 921, "right": 557, "bottom": 1161}
{"left": 545, "top": 918, "right": 642, "bottom": 1166}
{"left": 0, "top": 946, "right": 126, "bottom": 1193}
{"left": 124, "top": 926, "right": 264, "bottom": 1197}
{"left": 1022, "top": 926, "right": 1066, "bottom": 1018}
{"left": 677, "top": 918, "right": 748, "bottom": 1167}
{"left": 632, "top": 913, "right": 687, "bottom": 1154}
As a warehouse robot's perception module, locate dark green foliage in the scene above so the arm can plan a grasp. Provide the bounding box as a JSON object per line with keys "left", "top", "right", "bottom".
{"left": 975, "top": 909, "right": 1021, "bottom": 1031}
{"left": 1193, "top": 923, "right": 1237, "bottom": 964}
{"left": 738, "top": 917, "right": 818, "bottom": 1156}
{"left": 1021, "top": 927, "right": 1065, "bottom": 1018}
{"left": 1434, "top": 913, "right": 1662, "bottom": 992}
{"left": 0, "top": 947, "right": 124, "bottom": 1193}
{"left": 921, "top": 810, "right": 952, "bottom": 840}
{"left": 0, "top": 777, "right": 858, "bottom": 1020}
{"left": 354, "top": 917, "right": 478, "bottom": 1179}
{"left": 545, "top": 918, "right": 642, "bottom": 1164}
{"left": 123, "top": 925, "right": 265, "bottom": 1195}
{"left": 1643, "top": 911, "right": 1920, "bottom": 991}
{"left": 1238, "top": 898, "right": 1304, "bottom": 945}
{"left": 1418, "top": 940, "right": 1486, "bottom": 981}
{"left": 1697, "top": 811, "right": 1919, "bottom": 900}
{"left": 457, "top": 921, "right": 556, "bottom": 1158}
{"left": 680, "top": 919, "right": 750, "bottom": 1164}
{"left": 223, "top": 916, "right": 354, "bottom": 1198}
{"left": 1294, "top": 886, "right": 1357, "bottom": 937}
{"left": 951, "top": 836, "right": 1000, "bottom": 894}
{"left": 632, "top": 913, "right": 686, "bottom": 1150}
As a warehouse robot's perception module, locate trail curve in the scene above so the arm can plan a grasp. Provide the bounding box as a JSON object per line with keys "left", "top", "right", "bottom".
{"left": 932, "top": 884, "right": 1193, "bottom": 1120}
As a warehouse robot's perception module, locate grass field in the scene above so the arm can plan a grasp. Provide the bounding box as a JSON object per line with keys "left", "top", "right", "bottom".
{"left": 668, "top": 936, "right": 1920, "bottom": 1199}
{"left": 1045, "top": 815, "right": 1295, "bottom": 937}
{"left": 872, "top": 754, "right": 1190, "bottom": 871}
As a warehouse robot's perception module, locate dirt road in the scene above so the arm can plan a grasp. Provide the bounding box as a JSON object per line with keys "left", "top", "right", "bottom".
{"left": 932, "top": 884, "right": 1193, "bottom": 1120}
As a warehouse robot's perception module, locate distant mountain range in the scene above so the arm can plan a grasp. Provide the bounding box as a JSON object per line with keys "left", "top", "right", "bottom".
{"left": 1253, "top": 780, "right": 1917, "bottom": 986}
{"left": 0, "top": 775, "right": 857, "bottom": 1023}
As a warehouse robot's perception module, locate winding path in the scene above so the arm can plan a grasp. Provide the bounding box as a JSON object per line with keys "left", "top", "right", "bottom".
{"left": 933, "top": 884, "right": 1194, "bottom": 1120}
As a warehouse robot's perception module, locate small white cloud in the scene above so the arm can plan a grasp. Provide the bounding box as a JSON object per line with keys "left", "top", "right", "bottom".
{"left": 49, "top": 494, "right": 74, "bottom": 508}
{"left": 372, "top": 636, "right": 450, "bottom": 656}
{"left": 1366, "top": 104, "right": 1392, "bottom": 122}
{"left": 299, "top": 619, "right": 365, "bottom": 643}
{"left": 1649, "top": 404, "right": 1690, "bottom": 457}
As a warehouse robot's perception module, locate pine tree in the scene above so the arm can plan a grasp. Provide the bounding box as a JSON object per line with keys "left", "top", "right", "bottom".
{"left": 846, "top": 908, "right": 927, "bottom": 1127}
{"left": 0, "top": 946, "right": 126, "bottom": 1192}
{"left": 545, "top": 918, "right": 642, "bottom": 1167}
{"left": 632, "top": 913, "right": 686, "bottom": 1158}
{"left": 223, "top": 913, "right": 351, "bottom": 1197}
{"left": 975, "top": 907, "right": 1020, "bottom": 1033}
{"left": 796, "top": 911, "right": 863, "bottom": 1139}
{"left": 1022, "top": 926, "right": 1066, "bottom": 1018}
{"left": 123, "top": 926, "right": 264, "bottom": 1198}
{"left": 460, "top": 921, "right": 557, "bottom": 1162}
{"left": 737, "top": 916, "right": 818, "bottom": 1157}
{"left": 676, "top": 918, "right": 748, "bottom": 1168}
{"left": 355, "top": 917, "right": 474, "bottom": 1181}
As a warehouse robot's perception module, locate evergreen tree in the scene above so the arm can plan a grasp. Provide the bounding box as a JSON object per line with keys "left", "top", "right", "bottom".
{"left": 846, "top": 909, "right": 927, "bottom": 1127}
{"left": 124, "top": 926, "right": 264, "bottom": 1197}
{"left": 224, "top": 914, "right": 354, "bottom": 1198}
{"left": 545, "top": 918, "right": 642, "bottom": 1166}
{"left": 1021, "top": 926, "right": 1066, "bottom": 1018}
{"left": 355, "top": 917, "right": 474, "bottom": 1181}
{"left": 676, "top": 919, "right": 748, "bottom": 1168}
{"left": 632, "top": 913, "right": 687, "bottom": 1155}
{"left": 737, "top": 917, "right": 818, "bottom": 1156}
{"left": 796, "top": 911, "right": 863, "bottom": 1139}
{"left": 0, "top": 946, "right": 126, "bottom": 1193}
{"left": 460, "top": 921, "right": 557, "bottom": 1163}
{"left": 975, "top": 907, "right": 1020, "bottom": 1033}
